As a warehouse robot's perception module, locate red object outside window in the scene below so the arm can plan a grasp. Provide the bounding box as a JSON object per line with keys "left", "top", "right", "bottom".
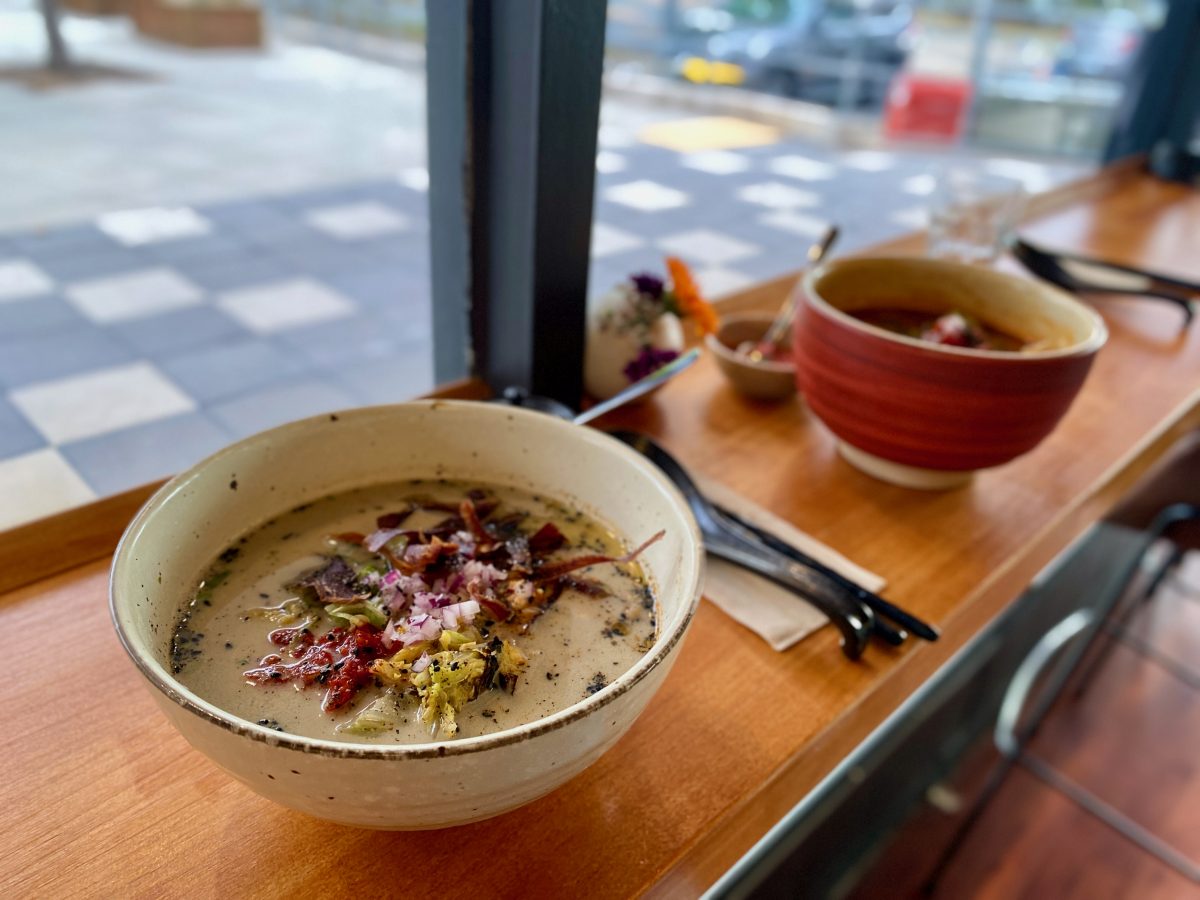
{"left": 883, "top": 74, "right": 972, "bottom": 141}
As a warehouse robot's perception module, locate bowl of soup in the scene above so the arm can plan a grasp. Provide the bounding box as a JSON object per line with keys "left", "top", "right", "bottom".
{"left": 110, "top": 400, "right": 704, "bottom": 829}
{"left": 794, "top": 257, "right": 1107, "bottom": 489}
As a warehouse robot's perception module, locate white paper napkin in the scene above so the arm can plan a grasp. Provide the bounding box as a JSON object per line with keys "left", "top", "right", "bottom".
{"left": 697, "top": 476, "right": 887, "bottom": 652}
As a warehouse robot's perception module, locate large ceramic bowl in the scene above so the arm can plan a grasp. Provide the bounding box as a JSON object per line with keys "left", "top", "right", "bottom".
{"left": 795, "top": 258, "right": 1107, "bottom": 489}
{"left": 110, "top": 401, "right": 704, "bottom": 829}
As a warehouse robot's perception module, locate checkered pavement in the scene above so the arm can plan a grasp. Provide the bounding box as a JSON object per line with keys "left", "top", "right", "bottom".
{"left": 0, "top": 136, "right": 1083, "bottom": 529}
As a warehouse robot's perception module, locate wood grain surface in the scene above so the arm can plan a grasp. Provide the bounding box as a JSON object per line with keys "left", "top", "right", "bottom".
{"left": 3, "top": 166, "right": 1200, "bottom": 900}
{"left": 0, "top": 377, "right": 492, "bottom": 596}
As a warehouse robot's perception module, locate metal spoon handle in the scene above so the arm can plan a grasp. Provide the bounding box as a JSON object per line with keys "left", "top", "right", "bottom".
{"left": 759, "top": 281, "right": 804, "bottom": 350}
{"left": 752, "top": 225, "right": 840, "bottom": 359}
{"left": 574, "top": 348, "right": 700, "bottom": 426}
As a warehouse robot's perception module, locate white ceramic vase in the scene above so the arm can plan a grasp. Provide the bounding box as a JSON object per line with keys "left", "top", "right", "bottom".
{"left": 584, "top": 284, "right": 685, "bottom": 400}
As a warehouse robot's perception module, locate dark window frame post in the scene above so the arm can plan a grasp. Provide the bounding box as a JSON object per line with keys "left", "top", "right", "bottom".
{"left": 1105, "top": 3, "right": 1200, "bottom": 163}
{"left": 426, "top": 0, "right": 607, "bottom": 406}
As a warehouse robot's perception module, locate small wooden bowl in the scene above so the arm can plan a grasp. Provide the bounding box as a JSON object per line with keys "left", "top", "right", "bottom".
{"left": 706, "top": 315, "right": 797, "bottom": 402}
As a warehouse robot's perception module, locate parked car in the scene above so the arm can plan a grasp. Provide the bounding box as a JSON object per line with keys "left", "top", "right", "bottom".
{"left": 1052, "top": 9, "right": 1145, "bottom": 81}
{"left": 669, "top": 0, "right": 915, "bottom": 107}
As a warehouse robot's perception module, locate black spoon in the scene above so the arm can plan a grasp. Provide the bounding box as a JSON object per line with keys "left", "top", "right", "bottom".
{"left": 609, "top": 430, "right": 880, "bottom": 660}
{"left": 718, "top": 507, "right": 939, "bottom": 642}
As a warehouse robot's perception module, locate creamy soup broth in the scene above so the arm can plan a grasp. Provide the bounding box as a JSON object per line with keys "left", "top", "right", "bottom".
{"left": 171, "top": 480, "right": 657, "bottom": 744}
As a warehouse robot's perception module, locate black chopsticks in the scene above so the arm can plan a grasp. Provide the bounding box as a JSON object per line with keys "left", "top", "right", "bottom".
{"left": 716, "top": 506, "right": 940, "bottom": 643}
{"left": 609, "top": 428, "right": 937, "bottom": 658}
{"left": 1011, "top": 237, "right": 1196, "bottom": 326}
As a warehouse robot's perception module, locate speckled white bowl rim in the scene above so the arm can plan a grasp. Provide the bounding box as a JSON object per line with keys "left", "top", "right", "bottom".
{"left": 109, "top": 400, "right": 705, "bottom": 761}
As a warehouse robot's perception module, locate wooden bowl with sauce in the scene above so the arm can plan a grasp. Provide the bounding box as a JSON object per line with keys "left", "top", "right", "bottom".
{"left": 794, "top": 257, "right": 1107, "bottom": 489}
{"left": 706, "top": 314, "right": 798, "bottom": 402}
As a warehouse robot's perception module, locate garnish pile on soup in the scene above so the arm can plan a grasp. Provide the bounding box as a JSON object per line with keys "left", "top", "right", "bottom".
{"left": 172, "top": 481, "right": 660, "bottom": 742}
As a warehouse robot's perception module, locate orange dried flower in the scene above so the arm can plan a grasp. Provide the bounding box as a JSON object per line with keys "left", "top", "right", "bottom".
{"left": 665, "top": 256, "right": 720, "bottom": 336}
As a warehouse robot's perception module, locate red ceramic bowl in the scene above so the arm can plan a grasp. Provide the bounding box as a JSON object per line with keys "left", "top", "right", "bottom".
{"left": 795, "top": 258, "right": 1107, "bottom": 489}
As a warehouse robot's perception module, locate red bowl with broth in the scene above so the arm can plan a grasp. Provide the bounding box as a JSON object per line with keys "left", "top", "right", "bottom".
{"left": 794, "top": 258, "right": 1107, "bottom": 489}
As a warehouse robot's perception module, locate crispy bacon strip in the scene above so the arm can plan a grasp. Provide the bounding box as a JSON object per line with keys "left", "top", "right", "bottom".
{"left": 474, "top": 498, "right": 500, "bottom": 518}
{"left": 376, "top": 507, "right": 414, "bottom": 529}
{"left": 528, "top": 522, "right": 566, "bottom": 555}
{"left": 460, "top": 498, "right": 494, "bottom": 545}
{"left": 532, "top": 530, "right": 664, "bottom": 583}
{"left": 559, "top": 575, "right": 610, "bottom": 598}
{"left": 476, "top": 596, "right": 511, "bottom": 622}
{"left": 402, "top": 537, "right": 460, "bottom": 572}
{"left": 516, "top": 581, "right": 566, "bottom": 627}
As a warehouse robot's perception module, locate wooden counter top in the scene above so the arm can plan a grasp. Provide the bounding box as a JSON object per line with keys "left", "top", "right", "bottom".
{"left": 3, "top": 165, "right": 1199, "bottom": 899}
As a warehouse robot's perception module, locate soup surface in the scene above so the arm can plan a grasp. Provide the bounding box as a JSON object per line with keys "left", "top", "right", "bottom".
{"left": 172, "top": 480, "right": 659, "bottom": 744}
{"left": 849, "top": 308, "right": 1026, "bottom": 352}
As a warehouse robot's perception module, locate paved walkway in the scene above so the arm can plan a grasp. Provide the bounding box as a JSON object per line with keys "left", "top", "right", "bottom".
{"left": 0, "top": 1, "right": 1087, "bottom": 529}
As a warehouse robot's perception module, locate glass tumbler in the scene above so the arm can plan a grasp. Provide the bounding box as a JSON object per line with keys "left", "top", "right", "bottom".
{"left": 927, "top": 169, "right": 1026, "bottom": 265}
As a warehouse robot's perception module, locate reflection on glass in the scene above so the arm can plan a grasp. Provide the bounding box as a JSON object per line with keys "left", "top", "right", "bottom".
{"left": 0, "top": 0, "right": 432, "bottom": 529}
{"left": 927, "top": 169, "right": 1025, "bottom": 265}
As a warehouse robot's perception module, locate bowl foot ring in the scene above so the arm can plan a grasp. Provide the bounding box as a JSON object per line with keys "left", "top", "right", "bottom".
{"left": 837, "top": 441, "right": 976, "bottom": 491}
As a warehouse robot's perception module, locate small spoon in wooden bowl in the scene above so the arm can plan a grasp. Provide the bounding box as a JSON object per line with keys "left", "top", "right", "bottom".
{"left": 741, "top": 225, "right": 840, "bottom": 363}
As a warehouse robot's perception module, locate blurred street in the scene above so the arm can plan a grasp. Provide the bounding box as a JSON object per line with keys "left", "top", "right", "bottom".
{"left": 0, "top": 0, "right": 1089, "bottom": 527}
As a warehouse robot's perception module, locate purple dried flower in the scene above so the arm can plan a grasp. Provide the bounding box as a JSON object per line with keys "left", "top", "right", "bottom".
{"left": 623, "top": 345, "right": 679, "bottom": 384}
{"left": 631, "top": 273, "right": 664, "bottom": 298}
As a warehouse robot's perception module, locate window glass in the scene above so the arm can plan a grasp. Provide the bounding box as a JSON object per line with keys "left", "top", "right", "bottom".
{"left": 0, "top": 0, "right": 432, "bottom": 529}
{"left": 0, "top": 0, "right": 1174, "bottom": 528}
{"left": 592, "top": 0, "right": 1166, "bottom": 320}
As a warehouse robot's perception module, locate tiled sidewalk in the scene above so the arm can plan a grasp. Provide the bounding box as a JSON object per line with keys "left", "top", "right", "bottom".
{"left": 0, "top": 138, "right": 1084, "bottom": 530}
{"left": 0, "top": 1, "right": 1088, "bottom": 529}
{"left": 0, "top": 180, "right": 433, "bottom": 527}
{"left": 584, "top": 138, "right": 1083, "bottom": 299}
{"left": 0, "top": 1, "right": 428, "bottom": 231}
